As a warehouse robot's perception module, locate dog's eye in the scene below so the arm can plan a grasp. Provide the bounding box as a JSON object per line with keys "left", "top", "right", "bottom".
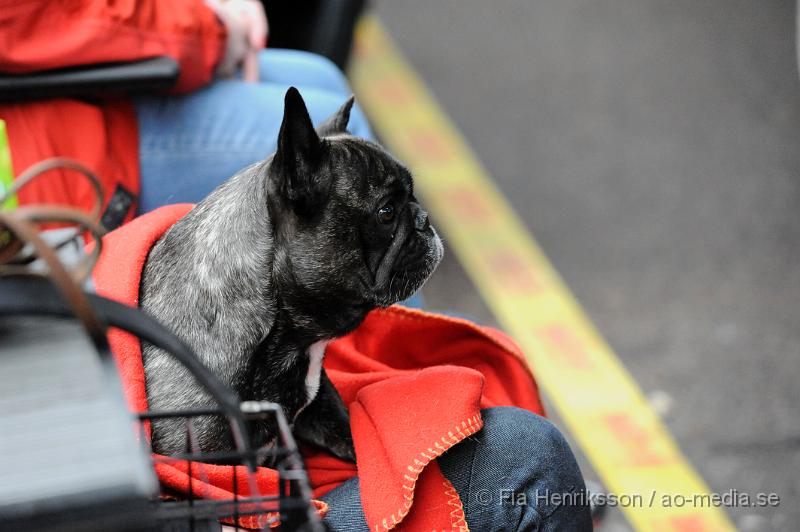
{"left": 376, "top": 203, "right": 395, "bottom": 224}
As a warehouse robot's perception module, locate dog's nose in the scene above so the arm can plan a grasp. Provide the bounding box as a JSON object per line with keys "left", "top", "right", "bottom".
{"left": 411, "top": 204, "right": 430, "bottom": 231}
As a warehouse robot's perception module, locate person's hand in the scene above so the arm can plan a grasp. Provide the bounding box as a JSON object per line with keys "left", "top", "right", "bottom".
{"left": 206, "top": 0, "right": 268, "bottom": 82}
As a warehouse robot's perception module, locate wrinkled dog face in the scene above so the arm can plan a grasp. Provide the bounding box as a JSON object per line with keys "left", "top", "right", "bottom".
{"left": 267, "top": 89, "right": 443, "bottom": 328}
{"left": 339, "top": 145, "right": 444, "bottom": 307}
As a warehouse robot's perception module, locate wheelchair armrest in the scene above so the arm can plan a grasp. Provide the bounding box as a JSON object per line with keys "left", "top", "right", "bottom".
{"left": 0, "top": 56, "right": 179, "bottom": 102}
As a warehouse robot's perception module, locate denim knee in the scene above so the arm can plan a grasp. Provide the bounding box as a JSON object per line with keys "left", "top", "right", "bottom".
{"left": 439, "top": 407, "right": 592, "bottom": 531}
{"left": 259, "top": 49, "right": 352, "bottom": 96}
{"left": 320, "top": 407, "right": 591, "bottom": 531}
{"left": 480, "top": 407, "right": 576, "bottom": 473}
{"left": 294, "top": 52, "right": 351, "bottom": 95}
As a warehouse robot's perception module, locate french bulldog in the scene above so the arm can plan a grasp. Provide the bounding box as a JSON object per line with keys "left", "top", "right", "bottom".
{"left": 139, "top": 87, "right": 443, "bottom": 462}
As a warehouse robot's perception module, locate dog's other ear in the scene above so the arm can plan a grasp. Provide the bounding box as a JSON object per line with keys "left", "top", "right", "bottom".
{"left": 272, "top": 87, "right": 328, "bottom": 216}
{"left": 316, "top": 95, "right": 355, "bottom": 137}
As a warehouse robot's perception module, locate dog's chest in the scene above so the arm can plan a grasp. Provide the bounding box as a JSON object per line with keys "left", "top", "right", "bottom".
{"left": 304, "top": 340, "right": 328, "bottom": 404}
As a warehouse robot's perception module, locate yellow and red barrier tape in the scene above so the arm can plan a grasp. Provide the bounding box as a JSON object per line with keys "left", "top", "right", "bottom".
{"left": 350, "top": 14, "right": 735, "bottom": 531}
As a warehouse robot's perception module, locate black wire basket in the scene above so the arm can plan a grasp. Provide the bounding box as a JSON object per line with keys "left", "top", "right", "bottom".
{"left": 141, "top": 401, "right": 323, "bottom": 532}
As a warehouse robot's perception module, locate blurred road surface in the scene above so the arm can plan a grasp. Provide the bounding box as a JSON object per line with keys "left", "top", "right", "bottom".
{"left": 373, "top": 1, "right": 800, "bottom": 529}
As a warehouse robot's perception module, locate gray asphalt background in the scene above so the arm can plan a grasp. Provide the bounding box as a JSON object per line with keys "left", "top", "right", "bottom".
{"left": 371, "top": 1, "right": 800, "bottom": 530}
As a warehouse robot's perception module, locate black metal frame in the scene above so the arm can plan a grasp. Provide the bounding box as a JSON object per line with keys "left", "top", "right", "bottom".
{"left": 140, "top": 401, "right": 321, "bottom": 531}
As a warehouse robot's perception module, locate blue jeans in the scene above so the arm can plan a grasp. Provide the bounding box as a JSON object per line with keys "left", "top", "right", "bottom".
{"left": 134, "top": 49, "right": 373, "bottom": 213}
{"left": 322, "top": 407, "right": 592, "bottom": 531}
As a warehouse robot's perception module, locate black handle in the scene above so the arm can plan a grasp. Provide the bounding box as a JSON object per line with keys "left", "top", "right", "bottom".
{"left": 0, "top": 56, "right": 179, "bottom": 102}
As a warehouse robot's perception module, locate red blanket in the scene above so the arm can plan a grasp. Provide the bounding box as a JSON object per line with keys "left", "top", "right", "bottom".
{"left": 92, "top": 204, "right": 545, "bottom": 531}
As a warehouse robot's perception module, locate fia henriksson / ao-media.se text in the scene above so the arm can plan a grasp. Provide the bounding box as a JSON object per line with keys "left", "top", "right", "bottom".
{"left": 473, "top": 488, "right": 781, "bottom": 509}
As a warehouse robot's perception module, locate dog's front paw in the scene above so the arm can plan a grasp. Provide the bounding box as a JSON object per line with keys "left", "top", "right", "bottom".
{"left": 294, "top": 418, "right": 357, "bottom": 463}
{"left": 326, "top": 434, "right": 356, "bottom": 463}
{"left": 293, "top": 368, "right": 357, "bottom": 462}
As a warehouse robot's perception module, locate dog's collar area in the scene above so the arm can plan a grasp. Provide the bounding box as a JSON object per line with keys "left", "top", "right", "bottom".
{"left": 299, "top": 340, "right": 328, "bottom": 416}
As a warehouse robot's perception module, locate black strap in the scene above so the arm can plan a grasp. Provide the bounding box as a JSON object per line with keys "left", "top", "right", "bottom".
{"left": 0, "top": 56, "right": 179, "bottom": 102}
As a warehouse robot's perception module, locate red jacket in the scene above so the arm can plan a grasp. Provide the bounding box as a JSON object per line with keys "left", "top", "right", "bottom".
{"left": 92, "top": 204, "right": 547, "bottom": 531}
{"left": 0, "top": 0, "right": 225, "bottom": 225}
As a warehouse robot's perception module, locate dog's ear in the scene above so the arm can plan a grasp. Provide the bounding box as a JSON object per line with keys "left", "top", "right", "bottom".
{"left": 272, "top": 87, "right": 329, "bottom": 216}
{"left": 316, "top": 95, "right": 355, "bottom": 137}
